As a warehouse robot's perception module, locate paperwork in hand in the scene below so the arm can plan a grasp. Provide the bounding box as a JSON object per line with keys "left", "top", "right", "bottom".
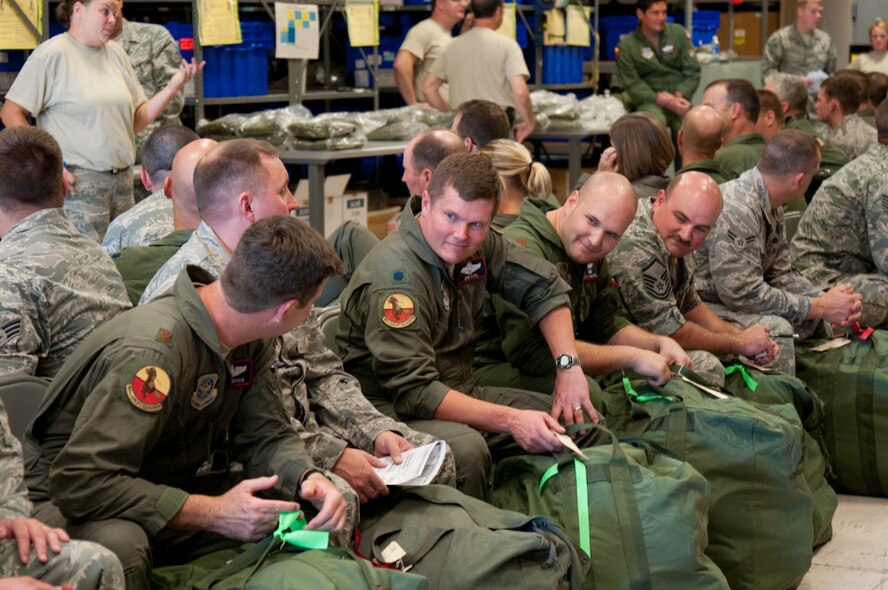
{"left": 374, "top": 440, "right": 447, "bottom": 486}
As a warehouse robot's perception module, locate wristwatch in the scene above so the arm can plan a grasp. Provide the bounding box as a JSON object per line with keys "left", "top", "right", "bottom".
{"left": 554, "top": 353, "right": 581, "bottom": 370}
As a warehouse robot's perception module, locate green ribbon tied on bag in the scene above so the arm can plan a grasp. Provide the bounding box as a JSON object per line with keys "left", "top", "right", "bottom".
{"left": 274, "top": 511, "right": 329, "bottom": 550}
{"left": 622, "top": 376, "right": 674, "bottom": 403}
{"left": 540, "top": 459, "right": 591, "bottom": 557}
{"left": 725, "top": 364, "right": 758, "bottom": 392}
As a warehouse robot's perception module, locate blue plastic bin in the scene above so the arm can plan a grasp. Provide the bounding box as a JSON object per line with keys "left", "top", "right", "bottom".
{"left": 600, "top": 15, "right": 637, "bottom": 60}
{"left": 542, "top": 45, "right": 584, "bottom": 84}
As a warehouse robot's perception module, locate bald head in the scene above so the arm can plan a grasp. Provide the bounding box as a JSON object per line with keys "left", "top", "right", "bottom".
{"left": 556, "top": 171, "right": 637, "bottom": 264}
{"left": 652, "top": 171, "right": 723, "bottom": 258}
{"left": 403, "top": 128, "right": 466, "bottom": 196}
{"left": 679, "top": 105, "right": 727, "bottom": 160}
{"left": 167, "top": 138, "right": 218, "bottom": 230}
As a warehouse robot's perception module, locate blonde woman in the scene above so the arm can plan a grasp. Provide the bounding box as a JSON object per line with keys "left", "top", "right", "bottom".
{"left": 849, "top": 20, "right": 888, "bottom": 76}
{"left": 479, "top": 139, "right": 552, "bottom": 229}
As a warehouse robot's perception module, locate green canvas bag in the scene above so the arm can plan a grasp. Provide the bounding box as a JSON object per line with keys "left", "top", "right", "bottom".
{"left": 356, "top": 484, "right": 586, "bottom": 590}
{"left": 723, "top": 361, "right": 837, "bottom": 546}
{"left": 599, "top": 372, "right": 814, "bottom": 590}
{"left": 796, "top": 330, "right": 888, "bottom": 496}
{"left": 489, "top": 425, "right": 729, "bottom": 590}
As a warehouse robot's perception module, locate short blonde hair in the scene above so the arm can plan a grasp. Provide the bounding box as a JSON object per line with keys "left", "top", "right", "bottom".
{"left": 870, "top": 19, "right": 888, "bottom": 38}
{"left": 479, "top": 139, "right": 552, "bottom": 199}
{"left": 796, "top": 0, "right": 822, "bottom": 8}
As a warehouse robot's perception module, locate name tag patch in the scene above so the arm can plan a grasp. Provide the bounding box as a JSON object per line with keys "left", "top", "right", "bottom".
{"left": 230, "top": 360, "right": 253, "bottom": 388}
{"left": 641, "top": 47, "right": 654, "bottom": 59}
{"left": 457, "top": 257, "right": 488, "bottom": 284}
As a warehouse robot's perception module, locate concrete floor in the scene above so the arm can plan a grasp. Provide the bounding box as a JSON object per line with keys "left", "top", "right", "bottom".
{"left": 799, "top": 494, "right": 888, "bottom": 589}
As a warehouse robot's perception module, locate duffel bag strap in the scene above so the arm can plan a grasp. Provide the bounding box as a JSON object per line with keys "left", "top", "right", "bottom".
{"left": 725, "top": 363, "right": 759, "bottom": 392}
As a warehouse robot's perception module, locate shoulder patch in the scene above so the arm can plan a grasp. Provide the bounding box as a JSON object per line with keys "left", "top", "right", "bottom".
{"left": 641, "top": 47, "right": 654, "bottom": 60}
{"left": 456, "top": 257, "right": 488, "bottom": 284}
{"left": 382, "top": 293, "right": 417, "bottom": 328}
{"left": 126, "top": 365, "right": 171, "bottom": 413}
{"left": 0, "top": 319, "right": 22, "bottom": 346}
{"left": 191, "top": 373, "right": 219, "bottom": 411}
{"left": 642, "top": 259, "right": 672, "bottom": 300}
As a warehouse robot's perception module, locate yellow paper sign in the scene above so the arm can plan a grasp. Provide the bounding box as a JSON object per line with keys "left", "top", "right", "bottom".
{"left": 0, "top": 0, "right": 42, "bottom": 50}
{"left": 198, "top": 0, "right": 243, "bottom": 46}
{"left": 495, "top": 2, "right": 516, "bottom": 41}
{"left": 345, "top": 0, "right": 379, "bottom": 48}
{"left": 565, "top": 6, "right": 591, "bottom": 47}
{"left": 544, "top": 8, "right": 565, "bottom": 46}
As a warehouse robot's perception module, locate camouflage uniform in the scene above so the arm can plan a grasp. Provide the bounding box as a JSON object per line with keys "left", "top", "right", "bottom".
{"left": 677, "top": 158, "right": 729, "bottom": 185}
{"left": 616, "top": 23, "right": 700, "bottom": 143}
{"left": 0, "top": 209, "right": 131, "bottom": 378}
{"left": 65, "top": 166, "right": 136, "bottom": 243}
{"left": 713, "top": 133, "right": 766, "bottom": 182}
{"left": 791, "top": 143, "right": 888, "bottom": 328}
{"left": 101, "top": 189, "right": 174, "bottom": 255}
{"left": 113, "top": 229, "right": 194, "bottom": 305}
{"left": 632, "top": 175, "right": 670, "bottom": 201}
{"left": 116, "top": 20, "right": 185, "bottom": 162}
{"left": 784, "top": 115, "right": 850, "bottom": 176}
{"left": 608, "top": 199, "right": 725, "bottom": 384}
{"left": 826, "top": 113, "right": 878, "bottom": 161}
{"left": 762, "top": 25, "right": 837, "bottom": 79}
{"left": 694, "top": 168, "right": 826, "bottom": 375}
{"left": 1, "top": 400, "right": 125, "bottom": 589}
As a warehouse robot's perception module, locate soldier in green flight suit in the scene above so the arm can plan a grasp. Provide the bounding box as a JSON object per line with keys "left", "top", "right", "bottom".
{"left": 616, "top": 0, "right": 701, "bottom": 158}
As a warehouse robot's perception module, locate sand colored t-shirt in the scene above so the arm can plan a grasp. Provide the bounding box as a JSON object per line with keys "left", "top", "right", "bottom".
{"left": 400, "top": 18, "right": 452, "bottom": 103}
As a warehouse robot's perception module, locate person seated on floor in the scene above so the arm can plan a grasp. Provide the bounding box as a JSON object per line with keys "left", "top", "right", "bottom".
{"left": 867, "top": 72, "right": 888, "bottom": 110}
{"left": 608, "top": 172, "right": 779, "bottom": 382}
{"left": 791, "top": 99, "right": 888, "bottom": 329}
{"left": 338, "top": 153, "right": 606, "bottom": 500}
{"left": 756, "top": 88, "right": 786, "bottom": 142}
{"left": 0, "top": 397, "right": 124, "bottom": 589}
{"left": 113, "top": 137, "right": 216, "bottom": 305}
{"left": 815, "top": 74, "right": 878, "bottom": 160}
{"left": 0, "top": 126, "right": 131, "bottom": 379}
{"left": 675, "top": 105, "right": 729, "bottom": 184}
{"left": 834, "top": 69, "right": 875, "bottom": 127}
{"left": 402, "top": 128, "right": 467, "bottom": 199}
{"left": 703, "top": 78, "right": 765, "bottom": 181}
{"left": 479, "top": 138, "right": 553, "bottom": 229}
{"left": 693, "top": 129, "right": 863, "bottom": 375}
{"left": 24, "top": 216, "right": 349, "bottom": 590}
{"left": 596, "top": 111, "right": 675, "bottom": 200}
{"left": 450, "top": 99, "right": 512, "bottom": 152}
{"left": 473, "top": 171, "right": 695, "bottom": 395}
{"left": 102, "top": 125, "right": 199, "bottom": 255}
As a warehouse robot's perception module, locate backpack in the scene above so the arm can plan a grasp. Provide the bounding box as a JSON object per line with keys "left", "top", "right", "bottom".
{"left": 490, "top": 425, "right": 729, "bottom": 590}
{"left": 356, "top": 484, "right": 586, "bottom": 590}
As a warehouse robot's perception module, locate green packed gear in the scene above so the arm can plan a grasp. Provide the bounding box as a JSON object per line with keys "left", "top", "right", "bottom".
{"left": 599, "top": 370, "right": 814, "bottom": 590}
{"left": 796, "top": 330, "right": 888, "bottom": 496}
{"left": 356, "top": 484, "right": 586, "bottom": 590}
{"left": 490, "top": 425, "right": 729, "bottom": 590}
{"left": 723, "top": 361, "right": 837, "bottom": 546}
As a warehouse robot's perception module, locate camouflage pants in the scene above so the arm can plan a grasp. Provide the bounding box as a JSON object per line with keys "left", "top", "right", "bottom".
{"left": 843, "top": 273, "right": 888, "bottom": 329}
{"left": 0, "top": 536, "right": 124, "bottom": 589}
{"left": 687, "top": 349, "right": 726, "bottom": 386}
{"left": 64, "top": 166, "right": 135, "bottom": 242}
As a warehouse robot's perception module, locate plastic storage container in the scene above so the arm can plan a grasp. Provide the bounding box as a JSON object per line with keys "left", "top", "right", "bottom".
{"left": 542, "top": 45, "right": 584, "bottom": 84}
{"left": 188, "top": 20, "right": 273, "bottom": 98}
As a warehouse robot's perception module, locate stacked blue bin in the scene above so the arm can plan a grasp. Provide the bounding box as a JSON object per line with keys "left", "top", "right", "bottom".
{"left": 680, "top": 10, "right": 721, "bottom": 48}
{"left": 542, "top": 45, "right": 585, "bottom": 84}
{"left": 600, "top": 15, "right": 637, "bottom": 60}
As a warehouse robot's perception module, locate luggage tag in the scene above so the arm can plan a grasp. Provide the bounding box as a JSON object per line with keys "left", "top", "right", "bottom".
{"left": 382, "top": 541, "right": 413, "bottom": 572}
{"left": 810, "top": 338, "right": 851, "bottom": 353}
{"left": 554, "top": 432, "right": 589, "bottom": 460}
{"left": 676, "top": 368, "right": 730, "bottom": 399}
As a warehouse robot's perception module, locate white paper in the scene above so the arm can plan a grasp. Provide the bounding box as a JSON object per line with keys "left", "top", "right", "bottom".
{"left": 275, "top": 3, "right": 319, "bottom": 59}
{"left": 679, "top": 374, "right": 730, "bottom": 399}
{"left": 373, "top": 440, "right": 446, "bottom": 486}
{"left": 555, "top": 432, "right": 588, "bottom": 460}
{"left": 810, "top": 338, "right": 852, "bottom": 353}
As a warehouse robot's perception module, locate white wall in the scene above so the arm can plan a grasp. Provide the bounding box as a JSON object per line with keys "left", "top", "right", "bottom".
{"left": 821, "top": 0, "right": 853, "bottom": 68}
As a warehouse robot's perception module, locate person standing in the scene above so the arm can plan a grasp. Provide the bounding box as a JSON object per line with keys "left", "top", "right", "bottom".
{"left": 393, "top": 0, "right": 468, "bottom": 106}
{"left": 0, "top": 0, "right": 202, "bottom": 242}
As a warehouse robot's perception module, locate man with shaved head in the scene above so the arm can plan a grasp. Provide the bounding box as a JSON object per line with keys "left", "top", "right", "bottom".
{"left": 676, "top": 105, "right": 729, "bottom": 184}
{"left": 475, "top": 171, "right": 692, "bottom": 392}
{"left": 113, "top": 138, "right": 217, "bottom": 304}
{"left": 609, "top": 172, "right": 779, "bottom": 380}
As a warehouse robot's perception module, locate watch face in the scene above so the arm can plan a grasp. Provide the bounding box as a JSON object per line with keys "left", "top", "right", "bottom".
{"left": 556, "top": 354, "right": 573, "bottom": 369}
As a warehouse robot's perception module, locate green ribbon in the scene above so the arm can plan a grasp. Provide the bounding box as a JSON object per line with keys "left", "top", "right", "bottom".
{"left": 622, "top": 377, "right": 673, "bottom": 403}
{"left": 725, "top": 364, "right": 758, "bottom": 392}
{"left": 273, "top": 511, "right": 329, "bottom": 550}
{"left": 540, "top": 459, "right": 590, "bottom": 557}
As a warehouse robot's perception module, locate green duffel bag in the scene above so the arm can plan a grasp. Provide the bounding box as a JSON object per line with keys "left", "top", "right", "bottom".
{"left": 600, "top": 372, "right": 814, "bottom": 590}
{"left": 152, "top": 541, "right": 428, "bottom": 590}
{"left": 796, "top": 330, "right": 888, "bottom": 496}
{"left": 489, "top": 425, "right": 729, "bottom": 590}
{"left": 723, "top": 361, "right": 837, "bottom": 546}
{"left": 356, "top": 484, "right": 586, "bottom": 590}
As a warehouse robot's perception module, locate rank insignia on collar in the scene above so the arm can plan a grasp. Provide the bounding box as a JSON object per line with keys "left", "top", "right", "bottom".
{"left": 230, "top": 360, "right": 253, "bottom": 388}
{"left": 457, "top": 257, "right": 488, "bottom": 284}
{"left": 191, "top": 373, "right": 219, "bottom": 411}
{"left": 126, "top": 365, "right": 171, "bottom": 413}
{"left": 584, "top": 262, "right": 599, "bottom": 282}
{"left": 382, "top": 293, "right": 417, "bottom": 328}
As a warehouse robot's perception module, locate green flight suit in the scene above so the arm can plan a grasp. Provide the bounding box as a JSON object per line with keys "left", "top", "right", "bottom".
{"left": 24, "top": 268, "right": 325, "bottom": 590}
{"left": 616, "top": 22, "right": 701, "bottom": 154}
{"left": 474, "top": 198, "right": 632, "bottom": 405}
{"left": 678, "top": 158, "right": 729, "bottom": 185}
{"left": 714, "top": 133, "right": 766, "bottom": 181}
{"left": 338, "top": 197, "right": 597, "bottom": 498}
{"left": 113, "top": 229, "right": 193, "bottom": 305}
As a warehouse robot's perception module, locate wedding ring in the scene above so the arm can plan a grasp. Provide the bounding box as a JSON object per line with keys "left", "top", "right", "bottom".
{"left": 574, "top": 406, "right": 582, "bottom": 412}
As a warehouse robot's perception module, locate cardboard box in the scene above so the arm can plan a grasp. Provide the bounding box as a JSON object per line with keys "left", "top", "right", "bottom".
{"left": 367, "top": 206, "right": 401, "bottom": 240}
{"left": 342, "top": 191, "right": 369, "bottom": 228}
{"left": 293, "top": 174, "right": 351, "bottom": 237}
{"left": 719, "top": 11, "right": 780, "bottom": 58}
